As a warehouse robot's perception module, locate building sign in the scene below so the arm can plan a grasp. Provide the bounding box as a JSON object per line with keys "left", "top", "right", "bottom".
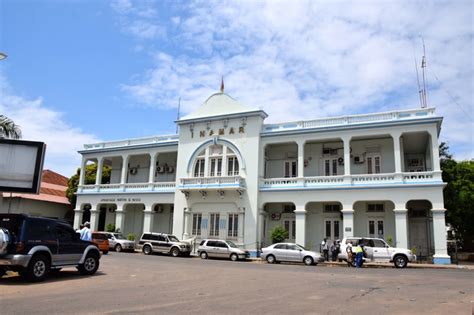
{"left": 191, "top": 126, "right": 244, "bottom": 138}
{"left": 100, "top": 197, "right": 142, "bottom": 203}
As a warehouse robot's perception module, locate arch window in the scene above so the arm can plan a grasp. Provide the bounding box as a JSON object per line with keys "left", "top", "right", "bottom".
{"left": 192, "top": 144, "right": 241, "bottom": 178}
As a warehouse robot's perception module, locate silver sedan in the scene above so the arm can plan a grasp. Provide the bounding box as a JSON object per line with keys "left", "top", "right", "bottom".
{"left": 261, "top": 243, "right": 323, "bottom": 266}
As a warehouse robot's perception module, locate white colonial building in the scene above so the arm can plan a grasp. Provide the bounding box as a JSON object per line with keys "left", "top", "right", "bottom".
{"left": 73, "top": 91, "right": 451, "bottom": 264}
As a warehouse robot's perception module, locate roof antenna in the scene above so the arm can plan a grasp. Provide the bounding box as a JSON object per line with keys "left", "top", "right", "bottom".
{"left": 176, "top": 97, "right": 181, "bottom": 134}
{"left": 421, "top": 38, "right": 428, "bottom": 108}
{"left": 413, "top": 50, "right": 423, "bottom": 108}
{"left": 220, "top": 76, "right": 224, "bottom": 93}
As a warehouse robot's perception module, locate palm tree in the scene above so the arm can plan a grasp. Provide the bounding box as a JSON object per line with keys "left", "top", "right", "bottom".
{"left": 0, "top": 115, "right": 22, "bottom": 139}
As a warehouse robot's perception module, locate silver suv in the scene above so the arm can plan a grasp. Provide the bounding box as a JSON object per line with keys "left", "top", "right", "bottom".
{"left": 137, "top": 232, "right": 191, "bottom": 257}
{"left": 338, "top": 237, "right": 416, "bottom": 268}
{"left": 198, "top": 239, "right": 250, "bottom": 261}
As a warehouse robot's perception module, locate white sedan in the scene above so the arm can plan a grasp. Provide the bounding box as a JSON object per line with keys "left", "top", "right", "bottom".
{"left": 261, "top": 243, "right": 323, "bottom": 266}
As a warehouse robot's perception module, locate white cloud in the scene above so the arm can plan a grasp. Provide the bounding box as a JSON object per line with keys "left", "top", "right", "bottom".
{"left": 115, "top": 0, "right": 473, "bottom": 159}
{"left": 0, "top": 75, "right": 100, "bottom": 177}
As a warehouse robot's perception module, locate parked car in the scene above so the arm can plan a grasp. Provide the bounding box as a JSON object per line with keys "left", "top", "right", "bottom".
{"left": 104, "top": 232, "right": 135, "bottom": 252}
{"left": 136, "top": 232, "right": 192, "bottom": 257}
{"left": 198, "top": 239, "right": 250, "bottom": 261}
{"left": 261, "top": 243, "right": 323, "bottom": 266}
{"left": 338, "top": 237, "right": 416, "bottom": 268}
{"left": 0, "top": 214, "right": 101, "bottom": 282}
{"left": 91, "top": 232, "right": 109, "bottom": 254}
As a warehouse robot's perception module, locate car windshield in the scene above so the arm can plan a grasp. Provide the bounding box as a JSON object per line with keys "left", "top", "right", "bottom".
{"left": 113, "top": 233, "right": 126, "bottom": 240}
{"left": 296, "top": 244, "right": 306, "bottom": 250}
{"left": 227, "top": 241, "right": 238, "bottom": 248}
{"left": 168, "top": 235, "right": 180, "bottom": 242}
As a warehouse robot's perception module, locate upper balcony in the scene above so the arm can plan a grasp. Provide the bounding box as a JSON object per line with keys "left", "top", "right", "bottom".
{"left": 261, "top": 108, "right": 438, "bottom": 135}
{"left": 81, "top": 134, "right": 179, "bottom": 152}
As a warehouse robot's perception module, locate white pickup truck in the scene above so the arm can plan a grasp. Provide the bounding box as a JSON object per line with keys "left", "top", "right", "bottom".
{"left": 338, "top": 237, "right": 416, "bottom": 268}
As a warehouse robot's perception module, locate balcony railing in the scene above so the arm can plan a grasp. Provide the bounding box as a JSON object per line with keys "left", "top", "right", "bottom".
{"left": 179, "top": 176, "right": 245, "bottom": 190}
{"left": 78, "top": 182, "right": 176, "bottom": 194}
{"left": 83, "top": 134, "right": 179, "bottom": 150}
{"left": 262, "top": 108, "right": 436, "bottom": 133}
{"left": 260, "top": 171, "right": 442, "bottom": 190}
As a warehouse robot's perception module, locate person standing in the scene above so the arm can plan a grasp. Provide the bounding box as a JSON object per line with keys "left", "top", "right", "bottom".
{"left": 321, "top": 238, "right": 329, "bottom": 261}
{"left": 79, "top": 222, "right": 92, "bottom": 241}
{"left": 354, "top": 243, "right": 364, "bottom": 268}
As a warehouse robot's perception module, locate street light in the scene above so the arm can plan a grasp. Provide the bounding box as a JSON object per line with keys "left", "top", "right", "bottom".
{"left": 0, "top": 52, "right": 7, "bottom": 60}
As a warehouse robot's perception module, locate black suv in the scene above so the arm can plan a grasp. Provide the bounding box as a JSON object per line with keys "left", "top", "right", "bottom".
{"left": 0, "top": 214, "right": 101, "bottom": 282}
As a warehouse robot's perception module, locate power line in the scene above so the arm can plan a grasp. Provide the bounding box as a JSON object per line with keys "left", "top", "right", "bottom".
{"left": 430, "top": 70, "right": 473, "bottom": 121}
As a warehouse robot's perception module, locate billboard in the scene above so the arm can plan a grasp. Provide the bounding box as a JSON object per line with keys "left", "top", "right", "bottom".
{"left": 0, "top": 139, "right": 46, "bottom": 194}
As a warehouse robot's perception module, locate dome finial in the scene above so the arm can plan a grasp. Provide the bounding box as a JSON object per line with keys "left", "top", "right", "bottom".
{"left": 220, "top": 76, "right": 224, "bottom": 93}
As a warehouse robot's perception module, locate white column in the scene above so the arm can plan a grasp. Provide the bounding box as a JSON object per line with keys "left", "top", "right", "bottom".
{"left": 343, "top": 137, "right": 351, "bottom": 184}
{"left": 394, "top": 209, "right": 408, "bottom": 248}
{"left": 89, "top": 206, "right": 99, "bottom": 231}
{"left": 238, "top": 208, "right": 245, "bottom": 244}
{"left": 95, "top": 157, "right": 103, "bottom": 186}
{"left": 120, "top": 155, "right": 129, "bottom": 185}
{"left": 143, "top": 205, "right": 154, "bottom": 233}
{"left": 222, "top": 147, "right": 228, "bottom": 177}
{"left": 115, "top": 206, "right": 126, "bottom": 233}
{"left": 341, "top": 209, "right": 354, "bottom": 238}
{"left": 258, "top": 210, "right": 266, "bottom": 249}
{"left": 294, "top": 209, "right": 306, "bottom": 247}
{"left": 392, "top": 132, "right": 402, "bottom": 174}
{"left": 148, "top": 153, "right": 157, "bottom": 183}
{"left": 297, "top": 141, "right": 304, "bottom": 178}
{"left": 78, "top": 157, "right": 87, "bottom": 186}
{"left": 183, "top": 208, "right": 191, "bottom": 239}
{"left": 203, "top": 148, "right": 210, "bottom": 176}
{"left": 73, "top": 209, "right": 83, "bottom": 230}
{"left": 430, "top": 131, "right": 441, "bottom": 172}
{"left": 432, "top": 209, "right": 451, "bottom": 264}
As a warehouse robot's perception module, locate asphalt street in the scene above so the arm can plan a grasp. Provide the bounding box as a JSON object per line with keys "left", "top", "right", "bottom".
{"left": 0, "top": 252, "right": 472, "bottom": 315}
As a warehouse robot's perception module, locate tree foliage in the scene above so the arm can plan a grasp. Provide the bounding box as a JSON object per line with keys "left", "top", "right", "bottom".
{"left": 270, "top": 226, "right": 289, "bottom": 244}
{"left": 441, "top": 143, "right": 474, "bottom": 250}
{"left": 0, "top": 115, "right": 22, "bottom": 139}
{"left": 66, "top": 163, "right": 111, "bottom": 208}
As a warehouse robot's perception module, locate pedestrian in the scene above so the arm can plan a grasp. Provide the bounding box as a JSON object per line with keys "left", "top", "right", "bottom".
{"left": 331, "top": 240, "right": 339, "bottom": 261}
{"left": 354, "top": 243, "right": 364, "bottom": 268}
{"left": 79, "top": 222, "right": 92, "bottom": 241}
{"left": 321, "top": 238, "right": 329, "bottom": 261}
{"left": 346, "top": 242, "right": 354, "bottom": 267}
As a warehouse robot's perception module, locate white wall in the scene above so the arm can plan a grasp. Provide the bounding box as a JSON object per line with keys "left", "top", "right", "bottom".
{"left": 152, "top": 204, "right": 173, "bottom": 234}
{"left": 123, "top": 204, "right": 144, "bottom": 238}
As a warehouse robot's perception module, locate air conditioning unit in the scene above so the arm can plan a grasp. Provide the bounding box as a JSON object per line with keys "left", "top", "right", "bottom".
{"left": 129, "top": 167, "right": 138, "bottom": 175}
{"left": 322, "top": 148, "right": 331, "bottom": 155}
{"left": 354, "top": 155, "right": 364, "bottom": 164}
{"left": 157, "top": 166, "right": 166, "bottom": 173}
{"left": 166, "top": 166, "right": 175, "bottom": 173}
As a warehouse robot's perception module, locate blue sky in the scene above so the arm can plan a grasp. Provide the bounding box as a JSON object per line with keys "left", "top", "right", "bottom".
{"left": 0, "top": 0, "right": 472, "bottom": 176}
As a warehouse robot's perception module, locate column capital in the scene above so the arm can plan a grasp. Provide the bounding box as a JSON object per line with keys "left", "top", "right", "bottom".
{"left": 431, "top": 208, "right": 447, "bottom": 214}
{"left": 74, "top": 209, "right": 84, "bottom": 213}
{"left": 390, "top": 131, "right": 402, "bottom": 139}
{"left": 294, "top": 209, "right": 307, "bottom": 215}
{"left": 341, "top": 209, "right": 354, "bottom": 214}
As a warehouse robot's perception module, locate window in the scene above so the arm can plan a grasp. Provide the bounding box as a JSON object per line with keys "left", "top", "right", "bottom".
{"left": 209, "top": 157, "right": 222, "bottom": 176}
{"left": 292, "top": 220, "right": 295, "bottom": 239}
{"left": 324, "top": 204, "right": 341, "bottom": 213}
{"left": 287, "top": 244, "right": 298, "bottom": 250}
{"left": 324, "top": 158, "right": 338, "bottom": 176}
{"left": 367, "top": 155, "right": 381, "bottom": 174}
{"left": 325, "top": 220, "right": 331, "bottom": 238}
{"left": 367, "top": 204, "right": 385, "bottom": 212}
{"left": 209, "top": 213, "right": 220, "bottom": 237}
{"left": 227, "top": 156, "right": 239, "bottom": 176}
{"left": 216, "top": 241, "right": 228, "bottom": 248}
{"left": 284, "top": 160, "right": 297, "bottom": 177}
{"left": 228, "top": 214, "right": 239, "bottom": 238}
{"left": 192, "top": 214, "right": 202, "bottom": 236}
{"left": 372, "top": 239, "right": 387, "bottom": 247}
{"left": 142, "top": 233, "right": 152, "bottom": 240}
{"left": 334, "top": 221, "right": 340, "bottom": 238}
{"left": 274, "top": 244, "right": 286, "bottom": 249}
{"left": 27, "top": 219, "right": 54, "bottom": 240}
{"left": 194, "top": 159, "right": 205, "bottom": 177}
{"left": 56, "top": 224, "right": 75, "bottom": 241}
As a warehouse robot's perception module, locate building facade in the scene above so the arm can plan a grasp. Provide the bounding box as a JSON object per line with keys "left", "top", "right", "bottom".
{"left": 73, "top": 92, "right": 450, "bottom": 264}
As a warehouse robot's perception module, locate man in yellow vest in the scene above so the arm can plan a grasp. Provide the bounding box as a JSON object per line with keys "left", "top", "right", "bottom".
{"left": 354, "top": 243, "right": 364, "bottom": 268}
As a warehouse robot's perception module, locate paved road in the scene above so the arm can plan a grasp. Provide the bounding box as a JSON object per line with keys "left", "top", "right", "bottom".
{"left": 1, "top": 252, "right": 472, "bottom": 315}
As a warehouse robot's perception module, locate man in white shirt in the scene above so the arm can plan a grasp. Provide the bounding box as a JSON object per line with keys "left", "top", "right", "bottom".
{"left": 79, "top": 222, "right": 92, "bottom": 241}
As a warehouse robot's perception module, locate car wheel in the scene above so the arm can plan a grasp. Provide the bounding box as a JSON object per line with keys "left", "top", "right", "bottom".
{"left": 171, "top": 247, "right": 180, "bottom": 257}
{"left": 230, "top": 253, "right": 238, "bottom": 262}
{"left": 78, "top": 252, "right": 100, "bottom": 275}
{"left": 266, "top": 254, "right": 276, "bottom": 264}
{"left": 115, "top": 244, "right": 122, "bottom": 252}
{"left": 143, "top": 245, "right": 152, "bottom": 255}
{"left": 200, "top": 252, "right": 208, "bottom": 259}
{"left": 303, "top": 256, "right": 314, "bottom": 266}
{"left": 25, "top": 254, "right": 50, "bottom": 282}
{"left": 394, "top": 255, "right": 408, "bottom": 268}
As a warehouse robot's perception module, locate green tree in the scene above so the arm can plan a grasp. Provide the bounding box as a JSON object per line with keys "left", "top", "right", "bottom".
{"left": 441, "top": 143, "right": 474, "bottom": 250}
{"left": 66, "top": 163, "right": 111, "bottom": 208}
{"left": 270, "top": 226, "right": 289, "bottom": 244}
{"left": 0, "top": 115, "right": 22, "bottom": 139}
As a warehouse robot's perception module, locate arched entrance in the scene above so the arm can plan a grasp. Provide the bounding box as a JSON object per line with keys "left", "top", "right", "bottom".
{"left": 407, "top": 200, "right": 434, "bottom": 260}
